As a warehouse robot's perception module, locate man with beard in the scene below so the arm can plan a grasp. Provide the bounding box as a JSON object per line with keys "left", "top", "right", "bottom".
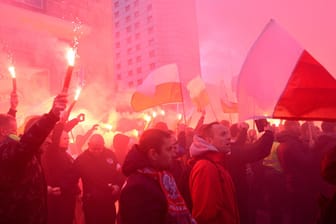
{"left": 119, "top": 129, "right": 195, "bottom": 224}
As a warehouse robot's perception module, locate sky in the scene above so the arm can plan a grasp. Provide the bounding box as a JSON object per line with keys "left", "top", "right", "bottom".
{"left": 196, "top": 0, "right": 336, "bottom": 98}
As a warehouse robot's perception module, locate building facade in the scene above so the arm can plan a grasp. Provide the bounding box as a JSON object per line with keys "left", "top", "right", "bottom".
{"left": 112, "top": 0, "right": 201, "bottom": 92}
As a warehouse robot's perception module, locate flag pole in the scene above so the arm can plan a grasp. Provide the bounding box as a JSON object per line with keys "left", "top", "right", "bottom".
{"left": 209, "top": 101, "right": 219, "bottom": 122}
{"left": 178, "top": 84, "right": 188, "bottom": 127}
{"left": 176, "top": 67, "right": 188, "bottom": 128}
{"left": 229, "top": 112, "right": 233, "bottom": 124}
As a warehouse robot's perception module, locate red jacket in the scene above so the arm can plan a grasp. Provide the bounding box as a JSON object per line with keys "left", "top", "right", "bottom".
{"left": 189, "top": 152, "right": 240, "bottom": 224}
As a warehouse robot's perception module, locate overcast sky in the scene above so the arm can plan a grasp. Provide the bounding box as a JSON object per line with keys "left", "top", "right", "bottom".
{"left": 196, "top": 0, "right": 336, "bottom": 93}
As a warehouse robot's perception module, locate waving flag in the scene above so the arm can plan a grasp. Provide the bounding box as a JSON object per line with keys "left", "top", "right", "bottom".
{"left": 131, "top": 64, "right": 182, "bottom": 112}
{"left": 237, "top": 20, "right": 336, "bottom": 121}
{"left": 187, "top": 76, "right": 210, "bottom": 111}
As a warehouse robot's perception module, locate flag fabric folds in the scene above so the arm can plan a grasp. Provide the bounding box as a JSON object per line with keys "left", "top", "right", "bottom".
{"left": 131, "top": 64, "right": 183, "bottom": 112}
{"left": 187, "top": 76, "right": 210, "bottom": 111}
{"left": 237, "top": 19, "right": 336, "bottom": 121}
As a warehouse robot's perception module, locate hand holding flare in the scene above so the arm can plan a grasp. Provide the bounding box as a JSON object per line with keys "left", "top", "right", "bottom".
{"left": 8, "top": 66, "right": 16, "bottom": 92}
{"left": 62, "top": 48, "right": 76, "bottom": 93}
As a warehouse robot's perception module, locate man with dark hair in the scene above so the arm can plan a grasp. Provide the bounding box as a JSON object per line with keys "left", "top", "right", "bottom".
{"left": 277, "top": 120, "right": 315, "bottom": 224}
{"left": 0, "top": 93, "right": 68, "bottom": 224}
{"left": 228, "top": 122, "right": 274, "bottom": 224}
{"left": 189, "top": 122, "right": 240, "bottom": 224}
{"left": 119, "top": 129, "right": 195, "bottom": 224}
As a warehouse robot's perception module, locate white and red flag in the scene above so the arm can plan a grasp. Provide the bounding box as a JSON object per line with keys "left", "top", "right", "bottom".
{"left": 187, "top": 76, "right": 210, "bottom": 111}
{"left": 131, "top": 64, "right": 183, "bottom": 112}
{"left": 238, "top": 20, "right": 336, "bottom": 121}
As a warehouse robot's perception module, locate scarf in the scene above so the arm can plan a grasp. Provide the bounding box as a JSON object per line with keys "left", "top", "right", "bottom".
{"left": 137, "top": 168, "right": 196, "bottom": 224}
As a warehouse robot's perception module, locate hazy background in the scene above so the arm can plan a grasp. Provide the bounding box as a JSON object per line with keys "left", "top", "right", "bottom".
{"left": 196, "top": 0, "right": 336, "bottom": 101}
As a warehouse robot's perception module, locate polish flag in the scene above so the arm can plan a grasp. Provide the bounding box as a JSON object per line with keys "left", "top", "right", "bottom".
{"left": 131, "top": 64, "right": 183, "bottom": 112}
{"left": 187, "top": 76, "right": 210, "bottom": 111}
{"left": 238, "top": 20, "right": 336, "bottom": 121}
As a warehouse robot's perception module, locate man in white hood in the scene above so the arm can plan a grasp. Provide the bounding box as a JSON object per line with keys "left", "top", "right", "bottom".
{"left": 189, "top": 122, "right": 240, "bottom": 224}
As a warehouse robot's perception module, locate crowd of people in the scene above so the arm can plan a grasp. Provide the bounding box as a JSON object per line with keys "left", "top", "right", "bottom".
{"left": 0, "top": 91, "right": 336, "bottom": 224}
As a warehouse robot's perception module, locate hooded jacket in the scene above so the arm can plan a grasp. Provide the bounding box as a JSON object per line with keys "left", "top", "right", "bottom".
{"left": 189, "top": 136, "right": 240, "bottom": 224}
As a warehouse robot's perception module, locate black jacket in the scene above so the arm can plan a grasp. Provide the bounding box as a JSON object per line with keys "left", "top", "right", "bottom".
{"left": 227, "top": 130, "right": 274, "bottom": 224}
{"left": 71, "top": 148, "right": 123, "bottom": 202}
{"left": 119, "top": 146, "right": 168, "bottom": 224}
{"left": 0, "top": 112, "right": 59, "bottom": 224}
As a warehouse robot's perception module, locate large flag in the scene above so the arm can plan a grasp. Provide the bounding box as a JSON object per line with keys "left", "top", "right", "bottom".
{"left": 131, "top": 64, "right": 183, "bottom": 112}
{"left": 237, "top": 20, "right": 336, "bottom": 121}
{"left": 187, "top": 76, "right": 210, "bottom": 111}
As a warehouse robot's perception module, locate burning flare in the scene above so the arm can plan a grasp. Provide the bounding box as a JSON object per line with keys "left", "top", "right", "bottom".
{"left": 66, "top": 48, "right": 76, "bottom": 67}
{"left": 8, "top": 66, "right": 16, "bottom": 78}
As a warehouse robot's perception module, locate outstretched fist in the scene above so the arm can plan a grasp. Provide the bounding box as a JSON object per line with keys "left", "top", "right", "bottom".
{"left": 77, "top": 113, "right": 85, "bottom": 122}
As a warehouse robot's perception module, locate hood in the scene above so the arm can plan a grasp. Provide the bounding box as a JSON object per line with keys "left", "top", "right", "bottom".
{"left": 189, "top": 135, "right": 219, "bottom": 157}
{"left": 122, "top": 145, "right": 150, "bottom": 177}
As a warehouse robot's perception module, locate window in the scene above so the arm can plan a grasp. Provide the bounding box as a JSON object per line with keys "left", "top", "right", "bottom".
{"left": 14, "top": 0, "right": 44, "bottom": 9}
{"left": 137, "top": 79, "right": 143, "bottom": 85}
{"left": 116, "top": 52, "right": 121, "bottom": 58}
{"left": 136, "top": 56, "right": 141, "bottom": 62}
{"left": 115, "top": 42, "right": 120, "bottom": 48}
{"left": 149, "top": 63, "right": 156, "bottom": 69}
{"left": 147, "top": 15, "right": 153, "bottom": 24}
{"left": 126, "top": 25, "right": 132, "bottom": 33}
{"left": 125, "top": 5, "right": 130, "bottom": 12}
{"left": 136, "top": 44, "right": 141, "bottom": 51}
{"left": 127, "top": 48, "right": 132, "bottom": 54}
{"left": 134, "top": 22, "right": 140, "bottom": 29}
{"left": 115, "top": 21, "right": 120, "bottom": 28}
{"left": 147, "top": 4, "right": 152, "bottom": 11}
{"left": 134, "top": 11, "right": 139, "bottom": 17}
{"left": 134, "top": 0, "right": 139, "bottom": 6}
{"left": 128, "top": 59, "right": 133, "bottom": 65}
{"left": 135, "top": 32, "right": 140, "bottom": 39}
{"left": 116, "top": 63, "right": 121, "bottom": 69}
{"left": 148, "top": 38, "right": 154, "bottom": 45}
{"left": 128, "top": 81, "right": 134, "bottom": 87}
{"left": 114, "top": 11, "right": 120, "bottom": 17}
{"left": 128, "top": 70, "right": 133, "bottom": 76}
{"left": 126, "top": 16, "right": 131, "bottom": 22}
{"left": 117, "top": 74, "right": 122, "bottom": 80}
{"left": 115, "top": 32, "right": 120, "bottom": 38}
